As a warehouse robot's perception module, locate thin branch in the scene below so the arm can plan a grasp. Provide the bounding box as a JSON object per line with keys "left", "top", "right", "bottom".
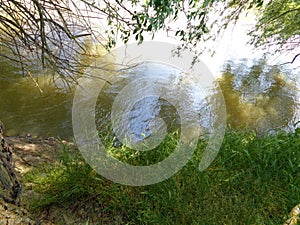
{"left": 279, "top": 53, "right": 300, "bottom": 65}
{"left": 268, "top": 7, "right": 300, "bottom": 23}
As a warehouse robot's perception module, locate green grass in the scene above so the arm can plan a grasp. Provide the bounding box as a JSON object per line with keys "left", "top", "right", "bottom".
{"left": 24, "top": 128, "right": 300, "bottom": 224}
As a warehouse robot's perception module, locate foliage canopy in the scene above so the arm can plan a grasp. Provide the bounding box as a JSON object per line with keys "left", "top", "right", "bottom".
{"left": 250, "top": 0, "right": 300, "bottom": 56}
{"left": 1, "top": 0, "right": 299, "bottom": 80}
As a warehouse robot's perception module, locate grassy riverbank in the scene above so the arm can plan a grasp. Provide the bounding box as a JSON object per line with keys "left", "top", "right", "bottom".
{"left": 24, "top": 128, "right": 300, "bottom": 224}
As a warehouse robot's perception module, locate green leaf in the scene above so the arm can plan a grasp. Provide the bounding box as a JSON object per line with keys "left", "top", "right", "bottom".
{"left": 133, "top": 27, "right": 139, "bottom": 34}
{"left": 147, "top": 24, "right": 152, "bottom": 31}
{"left": 139, "top": 34, "right": 144, "bottom": 44}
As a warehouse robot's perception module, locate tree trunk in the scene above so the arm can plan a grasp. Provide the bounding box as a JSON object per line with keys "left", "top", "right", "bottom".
{"left": 0, "top": 121, "right": 21, "bottom": 205}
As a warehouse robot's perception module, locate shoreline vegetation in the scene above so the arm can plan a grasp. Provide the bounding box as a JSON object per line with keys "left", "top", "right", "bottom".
{"left": 1, "top": 127, "right": 299, "bottom": 224}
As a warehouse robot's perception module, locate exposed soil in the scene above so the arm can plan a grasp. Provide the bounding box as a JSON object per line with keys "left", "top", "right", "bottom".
{"left": 4, "top": 135, "right": 75, "bottom": 225}
{"left": 6, "top": 136, "right": 69, "bottom": 175}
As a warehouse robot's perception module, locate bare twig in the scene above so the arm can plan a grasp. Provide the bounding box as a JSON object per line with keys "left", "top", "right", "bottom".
{"left": 279, "top": 53, "right": 300, "bottom": 65}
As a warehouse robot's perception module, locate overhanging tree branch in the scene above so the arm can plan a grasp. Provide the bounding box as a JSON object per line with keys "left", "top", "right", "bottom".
{"left": 279, "top": 53, "right": 300, "bottom": 65}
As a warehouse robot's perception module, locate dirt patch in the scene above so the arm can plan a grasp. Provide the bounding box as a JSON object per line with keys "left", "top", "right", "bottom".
{"left": 6, "top": 136, "right": 72, "bottom": 175}
{"left": 4, "top": 135, "right": 75, "bottom": 225}
{"left": 0, "top": 200, "right": 35, "bottom": 225}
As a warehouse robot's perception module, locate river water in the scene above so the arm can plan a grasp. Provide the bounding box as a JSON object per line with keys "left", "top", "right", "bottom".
{"left": 0, "top": 50, "right": 213, "bottom": 139}
{"left": 0, "top": 43, "right": 299, "bottom": 139}
{"left": 0, "top": 55, "right": 74, "bottom": 137}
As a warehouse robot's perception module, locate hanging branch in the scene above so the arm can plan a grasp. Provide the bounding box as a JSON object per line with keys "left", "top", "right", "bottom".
{"left": 280, "top": 53, "right": 300, "bottom": 66}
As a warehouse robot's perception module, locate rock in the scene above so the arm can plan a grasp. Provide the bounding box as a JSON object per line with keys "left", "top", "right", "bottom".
{"left": 284, "top": 203, "right": 300, "bottom": 225}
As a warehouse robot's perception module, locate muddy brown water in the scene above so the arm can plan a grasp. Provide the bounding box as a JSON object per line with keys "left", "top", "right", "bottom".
{"left": 0, "top": 50, "right": 299, "bottom": 140}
